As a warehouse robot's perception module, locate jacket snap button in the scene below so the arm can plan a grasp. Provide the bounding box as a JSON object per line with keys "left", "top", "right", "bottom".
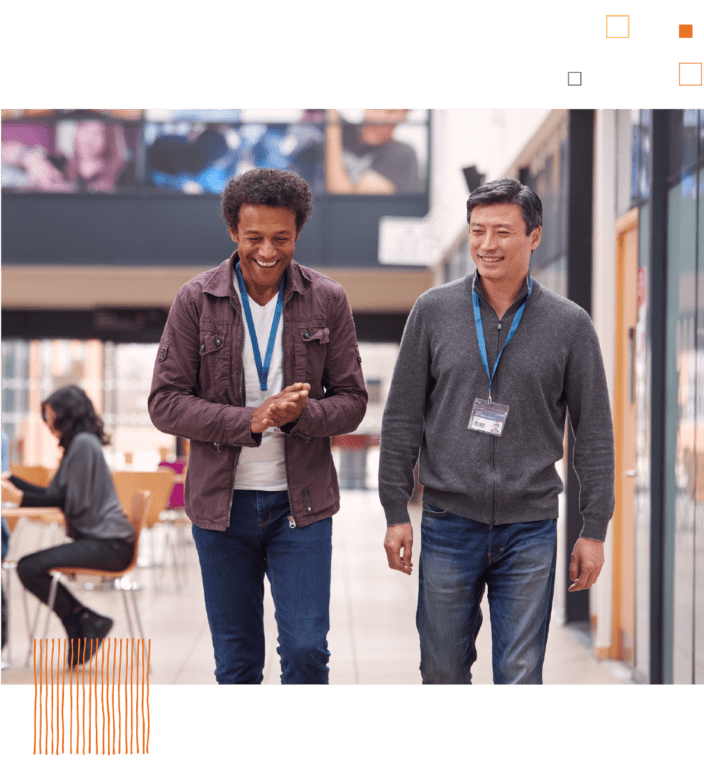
{"left": 303, "top": 331, "right": 311, "bottom": 340}
{"left": 159, "top": 352, "right": 166, "bottom": 361}
{"left": 215, "top": 337, "right": 222, "bottom": 346}
{"left": 200, "top": 343, "right": 206, "bottom": 352}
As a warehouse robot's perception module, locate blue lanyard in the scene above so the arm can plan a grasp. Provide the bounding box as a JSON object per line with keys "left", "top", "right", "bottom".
{"left": 235, "top": 262, "right": 285, "bottom": 392}
{"left": 472, "top": 278, "right": 533, "bottom": 402}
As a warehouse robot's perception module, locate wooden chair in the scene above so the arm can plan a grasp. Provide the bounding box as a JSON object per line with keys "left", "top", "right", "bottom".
{"left": 26, "top": 491, "right": 150, "bottom": 666}
{"left": 111, "top": 470, "right": 175, "bottom": 588}
{"left": 111, "top": 471, "right": 174, "bottom": 532}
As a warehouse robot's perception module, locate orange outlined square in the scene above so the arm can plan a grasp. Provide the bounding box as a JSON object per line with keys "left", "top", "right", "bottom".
{"left": 679, "top": 62, "right": 702, "bottom": 86}
{"left": 679, "top": 25, "right": 693, "bottom": 38}
{"left": 677, "top": 61, "right": 704, "bottom": 87}
{"left": 606, "top": 15, "right": 629, "bottom": 38}
{"left": 606, "top": 13, "right": 631, "bottom": 40}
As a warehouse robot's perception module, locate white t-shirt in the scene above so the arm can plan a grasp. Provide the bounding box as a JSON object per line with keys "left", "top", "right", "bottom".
{"left": 232, "top": 274, "right": 288, "bottom": 490}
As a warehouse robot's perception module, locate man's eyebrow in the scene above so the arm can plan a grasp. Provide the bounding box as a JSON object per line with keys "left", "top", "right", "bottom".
{"left": 241, "top": 228, "right": 293, "bottom": 235}
{"left": 469, "top": 221, "right": 514, "bottom": 228}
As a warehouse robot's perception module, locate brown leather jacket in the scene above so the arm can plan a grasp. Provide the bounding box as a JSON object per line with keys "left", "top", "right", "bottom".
{"left": 148, "top": 251, "right": 367, "bottom": 530}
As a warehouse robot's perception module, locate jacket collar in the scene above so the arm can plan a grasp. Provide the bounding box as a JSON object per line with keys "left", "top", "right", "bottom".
{"left": 202, "top": 250, "right": 311, "bottom": 302}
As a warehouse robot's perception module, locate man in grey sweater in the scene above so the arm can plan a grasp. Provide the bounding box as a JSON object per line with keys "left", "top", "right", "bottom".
{"left": 379, "top": 178, "right": 614, "bottom": 684}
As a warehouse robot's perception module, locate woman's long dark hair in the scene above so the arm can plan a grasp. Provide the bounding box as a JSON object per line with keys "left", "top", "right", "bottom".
{"left": 41, "top": 385, "right": 111, "bottom": 450}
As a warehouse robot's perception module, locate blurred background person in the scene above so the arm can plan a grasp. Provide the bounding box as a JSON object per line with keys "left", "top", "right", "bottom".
{"left": 325, "top": 109, "right": 420, "bottom": 194}
{"left": 146, "top": 115, "right": 324, "bottom": 195}
{"left": 1, "top": 386, "right": 135, "bottom": 665}
{"left": 1, "top": 116, "right": 132, "bottom": 192}
{"left": 64, "top": 118, "right": 132, "bottom": 191}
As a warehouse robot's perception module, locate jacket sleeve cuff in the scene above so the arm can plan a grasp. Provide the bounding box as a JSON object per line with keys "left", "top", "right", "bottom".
{"left": 280, "top": 404, "right": 313, "bottom": 442}
{"left": 579, "top": 518, "right": 609, "bottom": 542}
{"left": 384, "top": 505, "right": 412, "bottom": 526}
{"left": 224, "top": 406, "right": 262, "bottom": 447}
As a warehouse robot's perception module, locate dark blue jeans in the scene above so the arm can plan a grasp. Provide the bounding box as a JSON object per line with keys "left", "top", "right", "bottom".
{"left": 192, "top": 490, "right": 332, "bottom": 685}
{"left": 417, "top": 504, "right": 557, "bottom": 684}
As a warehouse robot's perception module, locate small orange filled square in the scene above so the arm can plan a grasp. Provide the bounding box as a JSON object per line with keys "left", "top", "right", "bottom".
{"left": 679, "top": 24, "right": 693, "bottom": 38}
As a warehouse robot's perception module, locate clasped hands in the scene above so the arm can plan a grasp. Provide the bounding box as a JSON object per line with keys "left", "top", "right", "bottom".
{"left": 250, "top": 382, "right": 311, "bottom": 434}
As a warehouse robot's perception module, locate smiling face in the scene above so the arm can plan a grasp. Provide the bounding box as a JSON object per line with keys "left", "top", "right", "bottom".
{"left": 468, "top": 202, "right": 541, "bottom": 288}
{"left": 230, "top": 204, "right": 298, "bottom": 305}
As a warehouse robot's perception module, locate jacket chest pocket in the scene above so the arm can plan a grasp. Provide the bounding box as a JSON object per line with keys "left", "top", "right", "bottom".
{"left": 198, "top": 329, "right": 231, "bottom": 397}
{"left": 295, "top": 327, "right": 329, "bottom": 394}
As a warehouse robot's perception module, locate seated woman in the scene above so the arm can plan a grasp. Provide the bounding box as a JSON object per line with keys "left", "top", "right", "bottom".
{"left": 1, "top": 386, "right": 135, "bottom": 666}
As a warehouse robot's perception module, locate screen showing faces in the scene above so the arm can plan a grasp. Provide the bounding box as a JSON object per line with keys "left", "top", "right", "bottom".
{"left": 2, "top": 109, "right": 429, "bottom": 196}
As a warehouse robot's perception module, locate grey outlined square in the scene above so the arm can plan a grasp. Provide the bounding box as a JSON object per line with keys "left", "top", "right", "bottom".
{"left": 568, "top": 71, "right": 582, "bottom": 86}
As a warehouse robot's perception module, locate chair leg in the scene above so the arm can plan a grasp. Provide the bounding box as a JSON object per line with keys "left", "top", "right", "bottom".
{"left": 126, "top": 586, "right": 151, "bottom": 673}
{"left": 121, "top": 588, "right": 135, "bottom": 639}
{"left": 128, "top": 589, "right": 146, "bottom": 642}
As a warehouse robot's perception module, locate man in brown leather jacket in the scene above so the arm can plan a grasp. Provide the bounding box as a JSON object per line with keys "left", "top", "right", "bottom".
{"left": 149, "top": 168, "right": 367, "bottom": 684}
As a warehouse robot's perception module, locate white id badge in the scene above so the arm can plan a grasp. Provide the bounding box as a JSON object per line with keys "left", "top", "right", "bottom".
{"left": 468, "top": 398, "right": 509, "bottom": 436}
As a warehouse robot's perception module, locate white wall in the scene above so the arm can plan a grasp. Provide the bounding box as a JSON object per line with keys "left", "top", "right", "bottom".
{"left": 379, "top": 110, "right": 550, "bottom": 265}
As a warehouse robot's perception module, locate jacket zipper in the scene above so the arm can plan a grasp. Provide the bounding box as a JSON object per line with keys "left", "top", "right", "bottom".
{"left": 229, "top": 289, "right": 300, "bottom": 528}
{"left": 282, "top": 290, "right": 297, "bottom": 528}
{"left": 227, "top": 295, "right": 246, "bottom": 528}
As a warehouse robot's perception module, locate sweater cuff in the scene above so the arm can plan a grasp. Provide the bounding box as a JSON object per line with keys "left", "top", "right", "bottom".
{"left": 384, "top": 504, "right": 412, "bottom": 526}
{"left": 579, "top": 518, "right": 609, "bottom": 543}
{"left": 22, "top": 489, "right": 66, "bottom": 508}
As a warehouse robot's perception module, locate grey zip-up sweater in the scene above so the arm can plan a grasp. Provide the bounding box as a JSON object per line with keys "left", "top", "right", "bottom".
{"left": 379, "top": 272, "right": 615, "bottom": 541}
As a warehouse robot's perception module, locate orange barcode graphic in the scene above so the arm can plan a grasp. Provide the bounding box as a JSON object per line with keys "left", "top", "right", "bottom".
{"left": 33, "top": 638, "right": 150, "bottom": 755}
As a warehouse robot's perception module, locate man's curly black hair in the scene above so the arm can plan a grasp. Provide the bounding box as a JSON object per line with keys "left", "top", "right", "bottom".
{"left": 221, "top": 168, "right": 313, "bottom": 234}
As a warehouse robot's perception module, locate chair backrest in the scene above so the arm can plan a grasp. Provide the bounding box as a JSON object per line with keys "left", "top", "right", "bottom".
{"left": 10, "top": 464, "right": 52, "bottom": 487}
{"left": 123, "top": 490, "right": 149, "bottom": 573}
{"left": 111, "top": 470, "right": 175, "bottom": 529}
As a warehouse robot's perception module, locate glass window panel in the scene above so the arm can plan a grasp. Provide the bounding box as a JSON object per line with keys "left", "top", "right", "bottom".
{"left": 668, "top": 110, "right": 684, "bottom": 180}
{"left": 631, "top": 110, "right": 641, "bottom": 203}
{"left": 1, "top": 340, "right": 30, "bottom": 451}
{"left": 683, "top": 109, "right": 698, "bottom": 172}
{"left": 665, "top": 175, "right": 697, "bottom": 683}
{"left": 634, "top": 203, "right": 651, "bottom": 682}
{"left": 696, "top": 168, "right": 704, "bottom": 682}
{"left": 639, "top": 110, "right": 651, "bottom": 200}
{"left": 102, "top": 342, "right": 175, "bottom": 470}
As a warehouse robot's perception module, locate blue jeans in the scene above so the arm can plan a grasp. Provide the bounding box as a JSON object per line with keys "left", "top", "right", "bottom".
{"left": 192, "top": 490, "right": 332, "bottom": 684}
{"left": 417, "top": 505, "right": 557, "bottom": 684}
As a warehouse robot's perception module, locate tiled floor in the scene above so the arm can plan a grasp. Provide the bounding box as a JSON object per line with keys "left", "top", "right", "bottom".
{"left": 1, "top": 490, "right": 628, "bottom": 685}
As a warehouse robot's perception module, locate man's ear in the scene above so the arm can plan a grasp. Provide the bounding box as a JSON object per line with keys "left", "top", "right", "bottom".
{"left": 229, "top": 227, "right": 238, "bottom": 243}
